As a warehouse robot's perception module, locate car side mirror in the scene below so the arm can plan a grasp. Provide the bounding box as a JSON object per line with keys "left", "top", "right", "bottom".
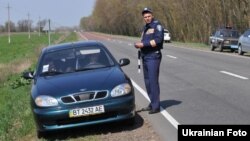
{"left": 119, "top": 58, "right": 130, "bottom": 67}
{"left": 22, "top": 71, "right": 34, "bottom": 79}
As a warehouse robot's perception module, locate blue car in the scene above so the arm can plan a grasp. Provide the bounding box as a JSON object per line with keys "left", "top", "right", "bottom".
{"left": 23, "top": 41, "right": 135, "bottom": 138}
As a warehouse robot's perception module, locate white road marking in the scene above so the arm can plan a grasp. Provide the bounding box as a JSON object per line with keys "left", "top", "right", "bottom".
{"left": 166, "top": 55, "right": 177, "bottom": 59}
{"left": 131, "top": 79, "right": 179, "bottom": 129}
{"left": 220, "top": 71, "right": 248, "bottom": 80}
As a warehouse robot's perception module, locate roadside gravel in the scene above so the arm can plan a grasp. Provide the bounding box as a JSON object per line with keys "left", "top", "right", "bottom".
{"left": 99, "top": 112, "right": 162, "bottom": 141}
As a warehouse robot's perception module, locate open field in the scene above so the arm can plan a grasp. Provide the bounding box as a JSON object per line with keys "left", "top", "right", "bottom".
{"left": 0, "top": 32, "right": 79, "bottom": 141}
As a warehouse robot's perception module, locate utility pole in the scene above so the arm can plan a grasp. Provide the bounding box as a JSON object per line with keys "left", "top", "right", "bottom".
{"left": 7, "top": 3, "right": 11, "bottom": 44}
{"left": 28, "top": 13, "right": 31, "bottom": 39}
{"left": 48, "top": 19, "right": 51, "bottom": 45}
{"left": 38, "top": 16, "right": 41, "bottom": 36}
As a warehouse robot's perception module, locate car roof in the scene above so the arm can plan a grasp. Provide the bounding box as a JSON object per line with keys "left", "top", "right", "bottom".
{"left": 42, "top": 40, "right": 104, "bottom": 53}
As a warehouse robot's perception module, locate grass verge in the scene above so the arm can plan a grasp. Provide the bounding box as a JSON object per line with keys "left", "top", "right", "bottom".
{"left": 0, "top": 32, "right": 90, "bottom": 141}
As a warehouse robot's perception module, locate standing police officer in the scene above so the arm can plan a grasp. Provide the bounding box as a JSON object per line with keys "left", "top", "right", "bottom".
{"left": 134, "top": 7, "right": 164, "bottom": 114}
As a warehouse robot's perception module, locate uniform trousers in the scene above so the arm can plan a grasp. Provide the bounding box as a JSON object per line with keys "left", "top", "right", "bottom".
{"left": 142, "top": 51, "right": 162, "bottom": 110}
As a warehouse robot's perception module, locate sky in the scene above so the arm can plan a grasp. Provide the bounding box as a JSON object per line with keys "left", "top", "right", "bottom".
{"left": 0, "top": 0, "right": 96, "bottom": 27}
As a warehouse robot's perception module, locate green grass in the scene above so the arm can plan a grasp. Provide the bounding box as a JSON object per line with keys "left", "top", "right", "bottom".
{"left": 0, "top": 32, "right": 63, "bottom": 84}
{"left": 0, "top": 76, "right": 34, "bottom": 141}
{"left": 0, "top": 32, "right": 92, "bottom": 141}
{"left": 0, "top": 33, "right": 61, "bottom": 64}
{"left": 63, "top": 32, "right": 78, "bottom": 42}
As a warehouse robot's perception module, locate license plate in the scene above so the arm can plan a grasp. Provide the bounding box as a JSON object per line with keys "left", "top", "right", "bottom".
{"left": 69, "top": 105, "right": 105, "bottom": 118}
{"left": 230, "top": 45, "right": 238, "bottom": 49}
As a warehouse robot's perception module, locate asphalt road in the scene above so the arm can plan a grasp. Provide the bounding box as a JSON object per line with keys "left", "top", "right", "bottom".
{"left": 78, "top": 32, "right": 250, "bottom": 141}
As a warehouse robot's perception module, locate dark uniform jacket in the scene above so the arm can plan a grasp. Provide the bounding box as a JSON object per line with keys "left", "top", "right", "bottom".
{"left": 141, "top": 18, "right": 164, "bottom": 54}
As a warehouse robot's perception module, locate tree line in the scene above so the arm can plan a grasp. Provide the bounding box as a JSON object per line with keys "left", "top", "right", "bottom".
{"left": 0, "top": 19, "right": 48, "bottom": 33}
{"left": 0, "top": 19, "right": 78, "bottom": 33}
{"left": 80, "top": 0, "right": 250, "bottom": 44}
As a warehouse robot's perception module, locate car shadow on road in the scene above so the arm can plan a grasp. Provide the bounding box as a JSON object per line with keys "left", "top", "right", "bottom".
{"left": 42, "top": 113, "right": 144, "bottom": 140}
{"left": 160, "top": 99, "right": 182, "bottom": 109}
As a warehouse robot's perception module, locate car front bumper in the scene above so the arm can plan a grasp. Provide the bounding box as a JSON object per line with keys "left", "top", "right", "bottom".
{"left": 221, "top": 44, "right": 238, "bottom": 49}
{"left": 33, "top": 95, "right": 135, "bottom": 132}
{"left": 164, "top": 36, "right": 171, "bottom": 41}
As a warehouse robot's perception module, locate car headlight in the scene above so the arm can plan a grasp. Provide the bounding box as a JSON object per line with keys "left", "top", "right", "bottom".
{"left": 224, "top": 40, "right": 230, "bottom": 44}
{"left": 35, "top": 95, "right": 58, "bottom": 107}
{"left": 111, "top": 83, "right": 132, "bottom": 97}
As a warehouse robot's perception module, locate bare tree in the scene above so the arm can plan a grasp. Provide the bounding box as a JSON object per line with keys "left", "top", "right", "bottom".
{"left": 17, "top": 19, "right": 33, "bottom": 32}
{"left": 80, "top": 0, "right": 250, "bottom": 43}
{"left": 5, "top": 21, "right": 16, "bottom": 32}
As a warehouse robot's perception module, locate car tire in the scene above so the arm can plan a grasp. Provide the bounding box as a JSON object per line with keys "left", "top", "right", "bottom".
{"left": 238, "top": 45, "right": 244, "bottom": 55}
{"left": 219, "top": 44, "right": 223, "bottom": 52}
{"left": 230, "top": 49, "right": 235, "bottom": 53}
{"left": 210, "top": 44, "right": 215, "bottom": 51}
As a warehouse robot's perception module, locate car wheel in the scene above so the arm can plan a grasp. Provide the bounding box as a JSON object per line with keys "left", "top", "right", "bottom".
{"left": 210, "top": 44, "right": 215, "bottom": 51}
{"left": 238, "top": 45, "right": 244, "bottom": 55}
{"left": 219, "top": 44, "right": 223, "bottom": 52}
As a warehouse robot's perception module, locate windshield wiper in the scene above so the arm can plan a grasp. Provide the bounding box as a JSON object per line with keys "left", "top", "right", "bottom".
{"left": 75, "top": 67, "right": 96, "bottom": 72}
{"left": 40, "top": 71, "right": 63, "bottom": 76}
{"left": 75, "top": 65, "right": 112, "bottom": 72}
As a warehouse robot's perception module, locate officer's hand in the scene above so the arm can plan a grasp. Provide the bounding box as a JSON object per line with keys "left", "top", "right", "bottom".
{"left": 134, "top": 42, "right": 143, "bottom": 48}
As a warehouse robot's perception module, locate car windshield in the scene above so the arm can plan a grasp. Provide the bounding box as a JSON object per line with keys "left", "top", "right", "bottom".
{"left": 38, "top": 46, "right": 115, "bottom": 76}
{"left": 221, "top": 29, "right": 240, "bottom": 38}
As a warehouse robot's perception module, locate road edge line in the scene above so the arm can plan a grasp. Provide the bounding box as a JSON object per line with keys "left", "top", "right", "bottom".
{"left": 131, "top": 79, "right": 179, "bottom": 129}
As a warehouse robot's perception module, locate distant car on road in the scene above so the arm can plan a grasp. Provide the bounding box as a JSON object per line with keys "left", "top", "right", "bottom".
{"left": 22, "top": 41, "right": 135, "bottom": 138}
{"left": 209, "top": 26, "right": 240, "bottom": 52}
{"left": 164, "top": 29, "right": 171, "bottom": 43}
{"left": 238, "top": 29, "right": 250, "bottom": 55}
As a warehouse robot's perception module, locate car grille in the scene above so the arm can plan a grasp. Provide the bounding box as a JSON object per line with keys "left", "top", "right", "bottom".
{"left": 231, "top": 40, "right": 238, "bottom": 45}
{"left": 61, "top": 91, "right": 108, "bottom": 104}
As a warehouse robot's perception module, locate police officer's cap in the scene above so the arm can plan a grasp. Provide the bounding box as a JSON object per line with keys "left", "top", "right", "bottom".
{"left": 142, "top": 7, "right": 153, "bottom": 15}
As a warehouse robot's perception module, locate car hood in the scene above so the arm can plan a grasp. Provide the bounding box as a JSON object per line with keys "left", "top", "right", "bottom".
{"left": 33, "top": 67, "right": 128, "bottom": 98}
{"left": 222, "top": 37, "right": 238, "bottom": 41}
